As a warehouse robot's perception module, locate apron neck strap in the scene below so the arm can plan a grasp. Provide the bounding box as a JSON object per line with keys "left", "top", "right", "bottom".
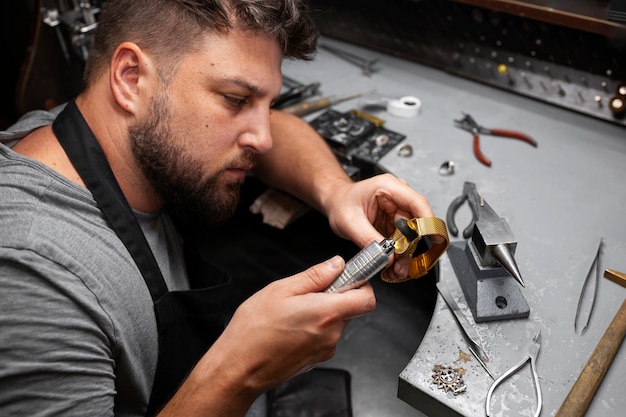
{"left": 52, "top": 100, "right": 168, "bottom": 301}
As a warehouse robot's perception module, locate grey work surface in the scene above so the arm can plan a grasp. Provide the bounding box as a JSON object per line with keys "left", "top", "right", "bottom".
{"left": 283, "top": 38, "right": 626, "bottom": 416}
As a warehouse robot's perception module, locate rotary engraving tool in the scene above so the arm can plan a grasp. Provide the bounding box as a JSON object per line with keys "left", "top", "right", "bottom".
{"left": 325, "top": 217, "right": 450, "bottom": 293}
{"left": 325, "top": 238, "right": 397, "bottom": 293}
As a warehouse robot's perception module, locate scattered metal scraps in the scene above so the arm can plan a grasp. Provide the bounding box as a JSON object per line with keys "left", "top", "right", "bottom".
{"left": 458, "top": 350, "right": 472, "bottom": 363}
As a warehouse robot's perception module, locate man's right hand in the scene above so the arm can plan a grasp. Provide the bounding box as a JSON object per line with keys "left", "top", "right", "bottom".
{"left": 158, "top": 255, "right": 376, "bottom": 417}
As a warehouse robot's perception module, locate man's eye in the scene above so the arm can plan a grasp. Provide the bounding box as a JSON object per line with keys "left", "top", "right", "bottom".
{"left": 225, "top": 95, "right": 248, "bottom": 107}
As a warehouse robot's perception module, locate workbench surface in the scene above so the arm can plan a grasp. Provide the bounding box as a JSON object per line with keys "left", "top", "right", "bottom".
{"left": 283, "top": 38, "right": 626, "bottom": 417}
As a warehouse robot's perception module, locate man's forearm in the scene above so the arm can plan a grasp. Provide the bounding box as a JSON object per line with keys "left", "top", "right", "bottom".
{"left": 255, "top": 110, "right": 353, "bottom": 215}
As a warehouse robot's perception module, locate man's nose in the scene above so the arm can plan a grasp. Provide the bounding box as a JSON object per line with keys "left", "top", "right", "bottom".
{"left": 240, "top": 111, "right": 273, "bottom": 154}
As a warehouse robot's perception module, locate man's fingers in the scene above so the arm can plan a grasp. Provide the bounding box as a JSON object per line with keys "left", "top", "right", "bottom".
{"left": 268, "top": 255, "right": 376, "bottom": 321}
{"left": 289, "top": 256, "right": 345, "bottom": 294}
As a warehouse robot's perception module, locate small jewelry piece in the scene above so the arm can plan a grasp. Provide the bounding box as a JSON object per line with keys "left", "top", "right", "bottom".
{"left": 398, "top": 144, "right": 413, "bottom": 157}
{"left": 438, "top": 160, "right": 455, "bottom": 176}
{"left": 432, "top": 365, "right": 467, "bottom": 395}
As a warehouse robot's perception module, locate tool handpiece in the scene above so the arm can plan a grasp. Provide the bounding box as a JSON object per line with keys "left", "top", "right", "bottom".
{"left": 325, "top": 239, "right": 396, "bottom": 293}
{"left": 325, "top": 217, "right": 450, "bottom": 293}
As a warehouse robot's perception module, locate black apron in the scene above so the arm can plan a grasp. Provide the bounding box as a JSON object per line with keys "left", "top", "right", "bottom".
{"left": 52, "top": 100, "right": 232, "bottom": 416}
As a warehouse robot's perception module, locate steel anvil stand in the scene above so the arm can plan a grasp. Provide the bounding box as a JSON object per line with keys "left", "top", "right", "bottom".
{"left": 447, "top": 185, "right": 530, "bottom": 323}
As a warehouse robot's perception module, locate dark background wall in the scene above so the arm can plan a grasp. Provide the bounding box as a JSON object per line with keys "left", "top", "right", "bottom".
{"left": 0, "top": 1, "right": 35, "bottom": 129}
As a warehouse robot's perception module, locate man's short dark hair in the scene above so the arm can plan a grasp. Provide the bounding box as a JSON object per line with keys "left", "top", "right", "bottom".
{"left": 84, "top": 0, "right": 318, "bottom": 84}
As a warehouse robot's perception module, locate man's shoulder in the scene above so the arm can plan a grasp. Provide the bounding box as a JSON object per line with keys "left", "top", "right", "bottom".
{"left": 0, "top": 105, "right": 63, "bottom": 147}
{"left": 0, "top": 150, "right": 100, "bottom": 243}
{"left": 0, "top": 156, "right": 143, "bottom": 299}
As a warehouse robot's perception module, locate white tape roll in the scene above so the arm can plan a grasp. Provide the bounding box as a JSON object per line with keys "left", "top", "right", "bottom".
{"left": 387, "top": 96, "right": 421, "bottom": 118}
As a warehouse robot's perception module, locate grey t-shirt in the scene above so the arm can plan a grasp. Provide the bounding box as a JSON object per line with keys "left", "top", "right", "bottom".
{"left": 0, "top": 126, "right": 187, "bottom": 416}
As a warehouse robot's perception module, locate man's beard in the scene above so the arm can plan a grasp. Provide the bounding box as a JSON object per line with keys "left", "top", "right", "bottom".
{"left": 129, "top": 96, "right": 256, "bottom": 227}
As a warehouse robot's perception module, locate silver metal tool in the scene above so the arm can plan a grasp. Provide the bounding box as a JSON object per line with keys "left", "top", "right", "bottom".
{"left": 42, "top": 1, "right": 100, "bottom": 62}
{"left": 319, "top": 43, "right": 380, "bottom": 77}
{"left": 575, "top": 238, "right": 604, "bottom": 334}
{"left": 486, "top": 330, "right": 543, "bottom": 417}
{"left": 325, "top": 239, "right": 395, "bottom": 293}
{"left": 436, "top": 282, "right": 494, "bottom": 379}
{"left": 273, "top": 81, "right": 321, "bottom": 109}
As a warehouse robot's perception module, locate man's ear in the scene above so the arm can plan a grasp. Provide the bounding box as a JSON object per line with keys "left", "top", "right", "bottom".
{"left": 110, "top": 42, "right": 155, "bottom": 114}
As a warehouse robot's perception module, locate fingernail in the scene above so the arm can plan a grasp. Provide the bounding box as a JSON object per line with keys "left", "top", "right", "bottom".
{"left": 328, "top": 256, "right": 344, "bottom": 270}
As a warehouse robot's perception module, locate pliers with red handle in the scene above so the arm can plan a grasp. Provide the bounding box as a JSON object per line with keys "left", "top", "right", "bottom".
{"left": 454, "top": 113, "right": 538, "bottom": 167}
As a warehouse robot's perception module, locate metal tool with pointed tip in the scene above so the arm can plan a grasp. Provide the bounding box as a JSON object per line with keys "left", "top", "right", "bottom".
{"left": 436, "top": 282, "right": 495, "bottom": 379}
{"left": 447, "top": 181, "right": 530, "bottom": 322}
{"left": 574, "top": 238, "right": 604, "bottom": 334}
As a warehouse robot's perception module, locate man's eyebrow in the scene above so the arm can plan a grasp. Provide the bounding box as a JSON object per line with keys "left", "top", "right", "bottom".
{"left": 222, "top": 77, "right": 281, "bottom": 102}
{"left": 229, "top": 78, "right": 262, "bottom": 94}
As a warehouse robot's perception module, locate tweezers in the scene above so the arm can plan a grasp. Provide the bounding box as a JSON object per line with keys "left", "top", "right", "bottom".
{"left": 574, "top": 238, "right": 604, "bottom": 334}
